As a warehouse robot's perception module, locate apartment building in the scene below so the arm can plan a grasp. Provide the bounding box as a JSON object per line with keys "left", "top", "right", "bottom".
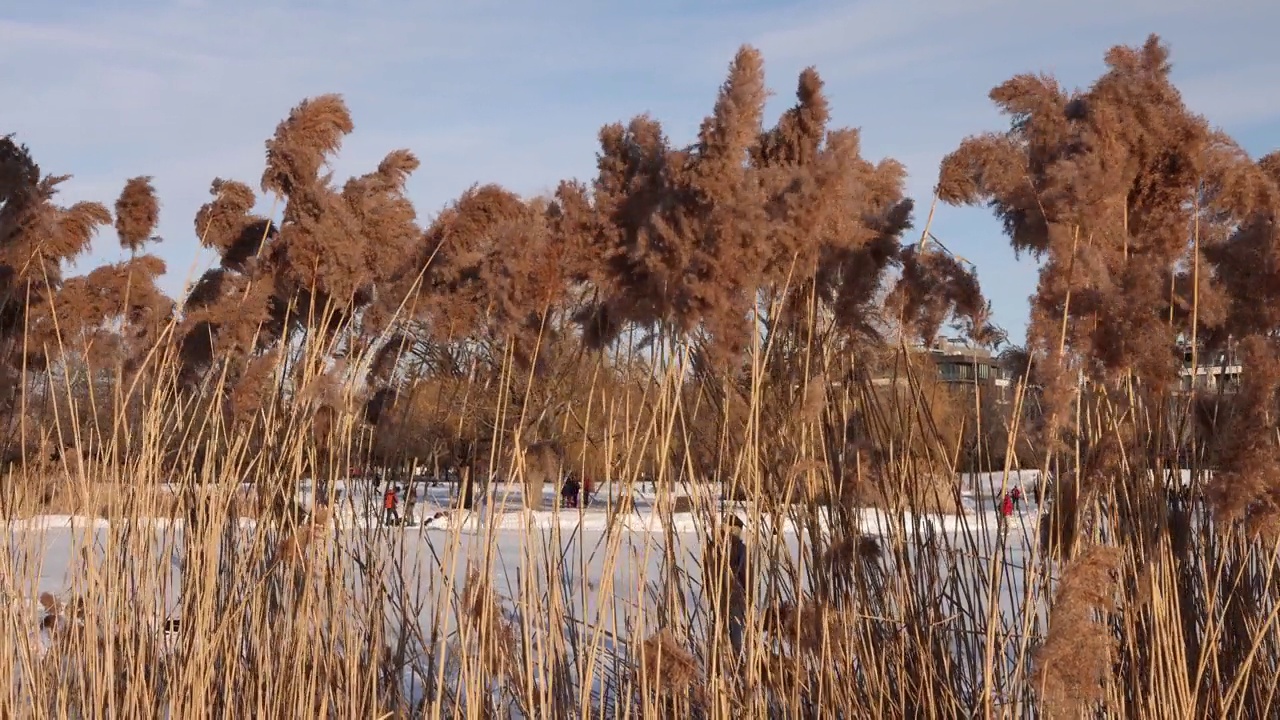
{"left": 928, "top": 339, "right": 1014, "bottom": 400}
{"left": 1176, "top": 340, "right": 1242, "bottom": 394}
{"left": 870, "top": 338, "right": 1015, "bottom": 403}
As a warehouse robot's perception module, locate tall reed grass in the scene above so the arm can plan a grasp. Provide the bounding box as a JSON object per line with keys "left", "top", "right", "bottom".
{"left": 4, "top": 309, "right": 1276, "bottom": 720}
{"left": 5, "top": 32, "right": 1279, "bottom": 720}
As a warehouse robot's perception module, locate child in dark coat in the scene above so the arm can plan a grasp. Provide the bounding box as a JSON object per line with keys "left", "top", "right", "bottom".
{"left": 561, "top": 476, "right": 581, "bottom": 508}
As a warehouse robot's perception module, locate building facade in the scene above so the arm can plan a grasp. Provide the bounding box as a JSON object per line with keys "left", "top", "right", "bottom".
{"left": 1176, "top": 340, "right": 1242, "bottom": 395}
{"left": 925, "top": 339, "right": 1014, "bottom": 403}
{"left": 868, "top": 338, "right": 1015, "bottom": 403}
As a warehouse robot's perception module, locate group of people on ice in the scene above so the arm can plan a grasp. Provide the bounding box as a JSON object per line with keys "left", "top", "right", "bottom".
{"left": 378, "top": 472, "right": 595, "bottom": 525}
{"left": 559, "top": 474, "right": 593, "bottom": 508}
{"left": 997, "top": 485, "right": 1024, "bottom": 528}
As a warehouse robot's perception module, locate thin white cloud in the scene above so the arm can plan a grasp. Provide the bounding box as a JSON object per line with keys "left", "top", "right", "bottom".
{"left": 755, "top": 0, "right": 1013, "bottom": 67}
{"left": 1178, "top": 63, "right": 1280, "bottom": 130}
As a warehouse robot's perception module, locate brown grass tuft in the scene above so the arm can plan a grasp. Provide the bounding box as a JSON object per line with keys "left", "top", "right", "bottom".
{"left": 637, "top": 628, "right": 703, "bottom": 702}
{"left": 261, "top": 94, "right": 354, "bottom": 197}
{"left": 1034, "top": 544, "right": 1122, "bottom": 718}
{"left": 115, "top": 176, "right": 160, "bottom": 251}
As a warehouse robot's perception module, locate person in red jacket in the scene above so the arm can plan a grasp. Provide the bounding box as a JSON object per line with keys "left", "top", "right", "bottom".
{"left": 383, "top": 485, "right": 400, "bottom": 526}
{"left": 995, "top": 492, "right": 1013, "bottom": 534}
{"left": 1009, "top": 485, "right": 1023, "bottom": 510}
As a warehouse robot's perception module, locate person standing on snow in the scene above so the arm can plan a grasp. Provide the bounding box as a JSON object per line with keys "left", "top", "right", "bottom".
{"left": 703, "top": 515, "right": 751, "bottom": 659}
{"left": 561, "top": 475, "right": 581, "bottom": 508}
{"left": 1009, "top": 485, "right": 1023, "bottom": 510}
{"left": 383, "top": 485, "right": 400, "bottom": 526}
{"left": 999, "top": 492, "right": 1014, "bottom": 531}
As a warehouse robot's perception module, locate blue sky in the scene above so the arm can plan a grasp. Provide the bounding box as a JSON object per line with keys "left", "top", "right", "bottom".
{"left": 2, "top": 0, "right": 1276, "bottom": 343}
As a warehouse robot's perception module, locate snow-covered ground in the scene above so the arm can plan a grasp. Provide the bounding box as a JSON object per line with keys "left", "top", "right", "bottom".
{"left": 4, "top": 472, "right": 1049, "bottom": 713}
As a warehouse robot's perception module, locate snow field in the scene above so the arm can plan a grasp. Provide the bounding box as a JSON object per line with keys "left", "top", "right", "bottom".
{"left": 4, "top": 471, "right": 1049, "bottom": 712}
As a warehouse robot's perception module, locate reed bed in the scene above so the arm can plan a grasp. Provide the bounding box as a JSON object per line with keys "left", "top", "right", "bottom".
{"left": 3, "top": 32, "right": 1279, "bottom": 719}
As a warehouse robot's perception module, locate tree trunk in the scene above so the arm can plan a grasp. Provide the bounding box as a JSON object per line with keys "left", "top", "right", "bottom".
{"left": 460, "top": 466, "right": 474, "bottom": 510}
